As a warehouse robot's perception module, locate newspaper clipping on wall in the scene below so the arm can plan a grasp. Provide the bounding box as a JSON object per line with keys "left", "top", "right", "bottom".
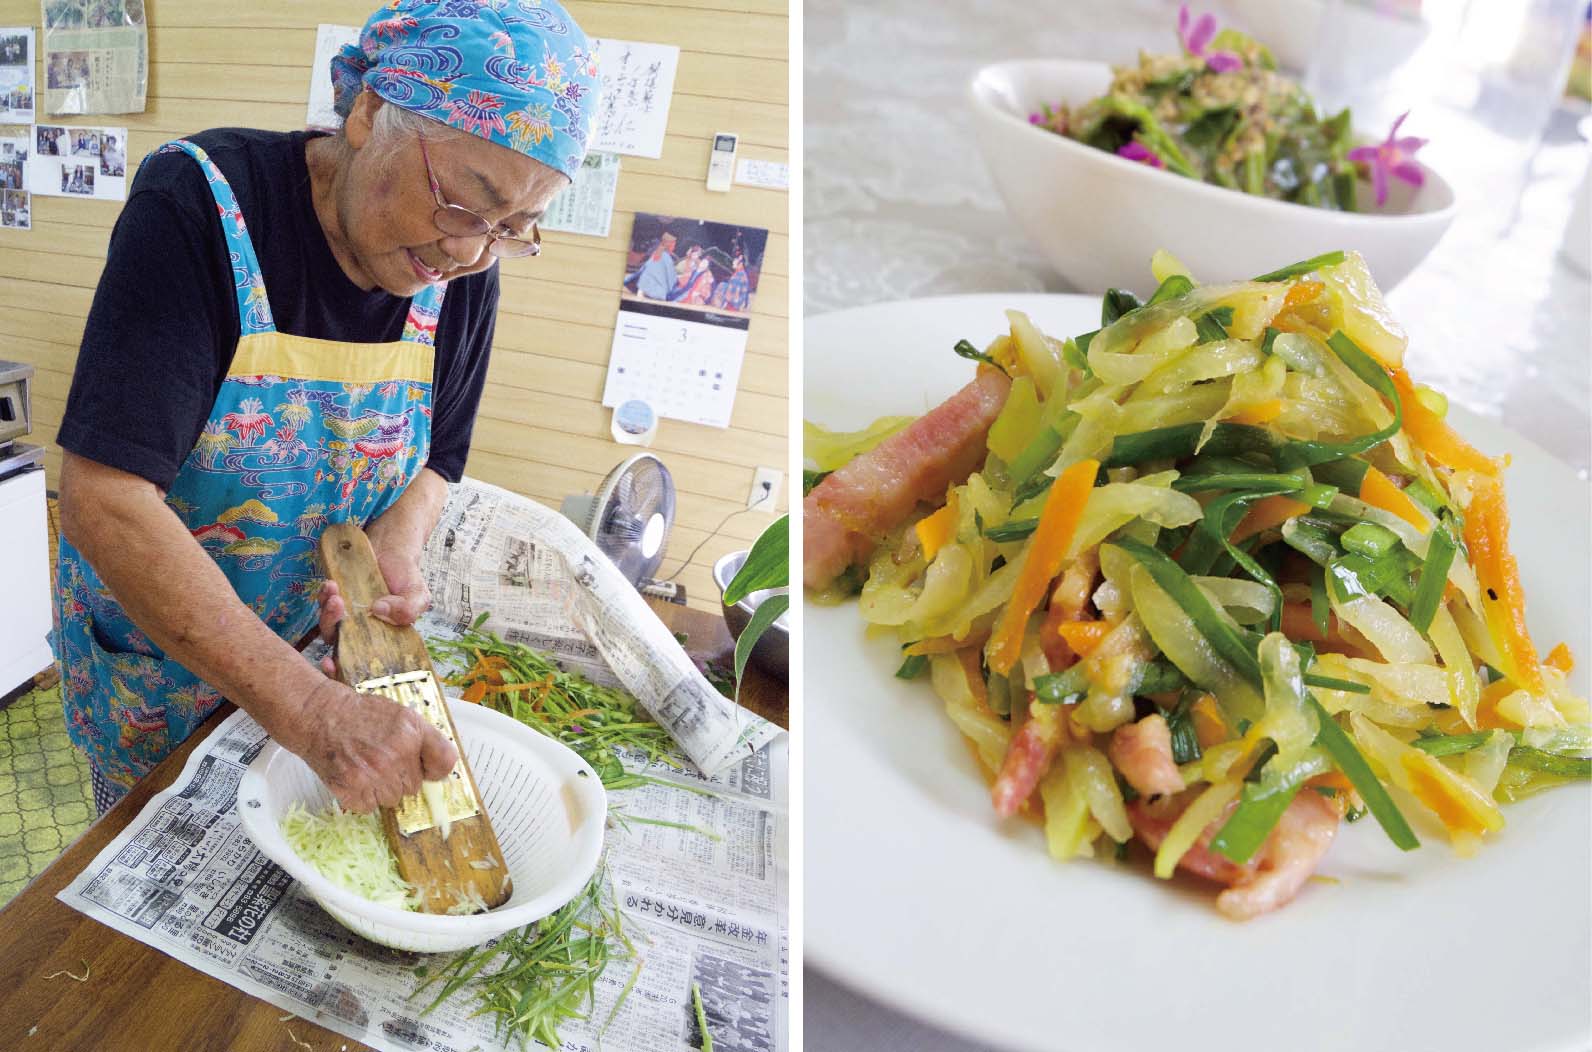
{"left": 41, "top": 0, "right": 148, "bottom": 115}
{"left": 0, "top": 28, "right": 35, "bottom": 123}
{"left": 56, "top": 480, "right": 789, "bottom": 1052}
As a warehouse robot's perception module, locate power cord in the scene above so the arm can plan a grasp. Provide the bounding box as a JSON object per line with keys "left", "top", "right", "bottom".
{"left": 656, "top": 481, "right": 772, "bottom": 584}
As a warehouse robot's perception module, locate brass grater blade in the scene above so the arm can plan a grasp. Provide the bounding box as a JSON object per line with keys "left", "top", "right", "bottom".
{"left": 354, "top": 669, "right": 481, "bottom": 836}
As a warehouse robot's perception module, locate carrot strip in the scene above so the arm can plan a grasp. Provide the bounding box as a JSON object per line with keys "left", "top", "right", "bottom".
{"left": 1388, "top": 368, "right": 1498, "bottom": 475}
{"left": 957, "top": 647, "right": 988, "bottom": 707}
{"left": 1282, "top": 279, "right": 1323, "bottom": 310}
{"left": 987, "top": 459, "right": 1099, "bottom": 675}
{"left": 1226, "top": 399, "right": 1283, "bottom": 426}
{"left": 1462, "top": 476, "right": 1544, "bottom": 694}
{"left": 1545, "top": 642, "right": 1574, "bottom": 674}
{"left": 1056, "top": 620, "right": 1111, "bottom": 658}
{"left": 1307, "top": 771, "right": 1354, "bottom": 794}
{"left": 915, "top": 493, "right": 959, "bottom": 561}
{"left": 1190, "top": 693, "right": 1229, "bottom": 748}
{"left": 1359, "top": 466, "right": 1428, "bottom": 531}
{"left": 461, "top": 680, "right": 488, "bottom": 704}
{"left": 1231, "top": 495, "right": 1310, "bottom": 544}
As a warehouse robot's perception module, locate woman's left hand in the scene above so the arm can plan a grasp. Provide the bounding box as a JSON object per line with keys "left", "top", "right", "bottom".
{"left": 317, "top": 545, "right": 432, "bottom": 646}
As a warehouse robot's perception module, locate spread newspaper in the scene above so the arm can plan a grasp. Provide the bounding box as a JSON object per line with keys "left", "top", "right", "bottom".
{"left": 41, "top": 0, "right": 148, "bottom": 115}
{"left": 56, "top": 479, "right": 789, "bottom": 1052}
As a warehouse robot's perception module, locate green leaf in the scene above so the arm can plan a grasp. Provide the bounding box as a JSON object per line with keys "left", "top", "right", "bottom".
{"left": 1183, "top": 106, "right": 1241, "bottom": 149}
{"left": 1407, "top": 523, "right": 1457, "bottom": 634}
{"left": 985, "top": 517, "right": 1038, "bottom": 543}
{"left": 1309, "top": 563, "right": 1330, "bottom": 637}
{"left": 723, "top": 514, "right": 788, "bottom": 604}
{"left": 1302, "top": 672, "right": 1370, "bottom": 695}
{"left": 1252, "top": 251, "right": 1347, "bottom": 282}
{"left": 1147, "top": 273, "right": 1195, "bottom": 306}
{"left": 895, "top": 653, "right": 928, "bottom": 679}
{"left": 1111, "top": 538, "right": 1263, "bottom": 686}
{"left": 802, "top": 469, "right": 830, "bottom": 496}
{"left": 1194, "top": 311, "right": 1230, "bottom": 344}
{"left": 733, "top": 592, "right": 789, "bottom": 687}
{"left": 1034, "top": 664, "right": 1090, "bottom": 704}
{"left": 1508, "top": 745, "right": 1592, "bottom": 779}
{"left": 1409, "top": 731, "right": 1492, "bottom": 758}
{"left": 1102, "top": 288, "right": 1144, "bottom": 324}
{"left": 1308, "top": 696, "right": 1420, "bottom": 850}
{"left": 1277, "top": 331, "right": 1403, "bottom": 467}
{"left": 1210, "top": 775, "right": 1305, "bottom": 863}
{"left": 953, "top": 338, "right": 1003, "bottom": 371}
{"left": 1102, "top": 422, "right": 1276, "bottom": 468}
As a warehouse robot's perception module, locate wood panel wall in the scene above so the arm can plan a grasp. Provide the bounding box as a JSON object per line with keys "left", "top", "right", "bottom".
{"left": 0, "top": 0, "right": 790, "bottom": 614}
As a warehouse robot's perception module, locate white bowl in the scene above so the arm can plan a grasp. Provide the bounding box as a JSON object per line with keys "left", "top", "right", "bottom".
{"left": 968, "top": 59, "right": 1457, "bottom": 296}
{"left": 237, "top": 698, "right": 607, "bottom": 954}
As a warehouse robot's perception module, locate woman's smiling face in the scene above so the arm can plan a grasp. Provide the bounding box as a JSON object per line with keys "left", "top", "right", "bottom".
{"left": 331, "top": 94, "right": 569, "bottom": 296}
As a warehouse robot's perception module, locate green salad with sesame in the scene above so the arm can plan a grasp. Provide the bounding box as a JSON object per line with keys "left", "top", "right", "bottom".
{"left": 1032, "top": 6, "right": 1366, "bottom": 211}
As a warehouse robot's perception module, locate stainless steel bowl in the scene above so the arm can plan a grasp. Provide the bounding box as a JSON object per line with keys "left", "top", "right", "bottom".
{"left": 712, "top": 550, "right": 789, "bottom": 682}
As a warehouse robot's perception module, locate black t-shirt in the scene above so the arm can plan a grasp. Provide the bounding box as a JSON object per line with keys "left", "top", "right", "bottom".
{"left": 58, "top": 127, "right": 498, "bottom": 490}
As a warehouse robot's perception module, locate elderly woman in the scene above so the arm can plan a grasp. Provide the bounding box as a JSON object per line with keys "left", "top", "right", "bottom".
{"left": 53, "top": 0, "right": 600, "bottom": 813}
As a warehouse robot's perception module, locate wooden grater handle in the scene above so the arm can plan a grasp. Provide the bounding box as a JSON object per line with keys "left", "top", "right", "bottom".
{"left": 317, "top": 522, "right": 430, "bottom": 680}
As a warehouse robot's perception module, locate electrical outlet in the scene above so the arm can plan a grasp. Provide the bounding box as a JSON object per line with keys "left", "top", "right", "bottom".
{"left": 748, "top": 467, "right": 782, "bottom": 512}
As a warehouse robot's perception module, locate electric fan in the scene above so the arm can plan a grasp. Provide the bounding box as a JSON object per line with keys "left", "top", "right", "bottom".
{"left": 559, "top": 453, "right": 677, "bottom": 591}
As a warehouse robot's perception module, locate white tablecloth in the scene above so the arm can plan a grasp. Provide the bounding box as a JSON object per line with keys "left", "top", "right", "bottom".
{"left": 804, "top": 0, "right": 1591, "bottom": 1046}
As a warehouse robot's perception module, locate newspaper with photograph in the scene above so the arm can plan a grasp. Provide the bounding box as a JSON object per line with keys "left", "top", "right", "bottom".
{"left": 41, "top": 0, "right": 147, "bottom": 115}
{"left": 56, "top": 478, "right": 789, "bottom": 1052}
{"left": 0, "top": 27, "right": 35, "bottom": 124}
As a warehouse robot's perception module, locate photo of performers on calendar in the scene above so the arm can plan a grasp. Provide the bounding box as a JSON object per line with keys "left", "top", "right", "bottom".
{"left": 620, "top": 212, "right": 769, "bottom": 329}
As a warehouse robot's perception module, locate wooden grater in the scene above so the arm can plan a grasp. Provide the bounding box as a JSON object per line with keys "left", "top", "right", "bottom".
{"left": 318, "top": 522, "right": 512, "bottom": 914}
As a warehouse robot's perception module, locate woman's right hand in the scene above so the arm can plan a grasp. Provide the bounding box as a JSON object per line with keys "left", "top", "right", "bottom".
{"left": 282, "top": 675, "right": 459, "bottom": 813}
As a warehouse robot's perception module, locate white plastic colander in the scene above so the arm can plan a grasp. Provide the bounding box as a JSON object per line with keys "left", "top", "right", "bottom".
{"left": 236, "top": 698, "right": 607, "bottom": 954}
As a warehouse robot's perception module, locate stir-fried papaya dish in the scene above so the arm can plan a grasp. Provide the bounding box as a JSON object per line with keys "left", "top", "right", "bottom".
{"left": 804, "top": 250, "right": 1590, "bottom": 919}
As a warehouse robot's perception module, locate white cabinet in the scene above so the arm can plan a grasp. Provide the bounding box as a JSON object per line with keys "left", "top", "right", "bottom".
{"left": 0, "top": 467, "right": 54, "bottom": 697}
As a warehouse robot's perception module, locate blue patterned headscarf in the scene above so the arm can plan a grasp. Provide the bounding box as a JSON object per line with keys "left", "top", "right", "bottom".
{"left": 330, "top": 0, "right": 602, "bottom": 180}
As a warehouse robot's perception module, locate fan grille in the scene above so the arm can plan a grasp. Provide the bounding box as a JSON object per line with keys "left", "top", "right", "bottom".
{"left": 590, "top": 455, "right": 676, "bottom": 585}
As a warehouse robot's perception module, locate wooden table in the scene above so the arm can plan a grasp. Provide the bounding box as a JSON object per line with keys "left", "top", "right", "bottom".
{"left": 0, "top": 604, "right": 786, "bottom": 1051}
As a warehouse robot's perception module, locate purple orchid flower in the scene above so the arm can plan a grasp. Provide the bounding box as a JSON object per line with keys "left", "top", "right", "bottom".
{"left": 1178, "top": 5, "right": 1244, "bottom": 73}
{"left": 1118, "top": 141, "right": 1165, "bottom": 168}
{"left": 1347, "top": 111, "right": 1427, "bottom": 207}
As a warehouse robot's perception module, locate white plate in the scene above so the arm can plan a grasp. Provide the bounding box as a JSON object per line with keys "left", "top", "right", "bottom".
{"left": 805, "top": 294, "right": 1592, "bottom": 1052}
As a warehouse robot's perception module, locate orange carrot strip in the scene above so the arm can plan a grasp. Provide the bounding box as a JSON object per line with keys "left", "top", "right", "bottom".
{"left": 461, "top": 680, "right": 488, "bottom": 704}
{"left": 1226, "top": 399, "right": 1283, "bottom": 426}
{"left": 957, "top": 647, "right": 989, "bottom": 707}
{"left": 987, "top": 458, "right": 1099, "bottom": 675}
{"left": 915, "top": 493, "right": 959, "bottom": 561}
{"left": 1463, "top": 476, "right": 1544, "bottom": 694}
{"left": 1546, "top": 643, "right": 1574, "bottom": 674}
{"left": 1474, "top": 677, "right": 1518, "bottom": 729}
{"left": 1359, "top": 466, "right": 1428, "bottom": 531}
{"left": 1307, "top": 771, "right": 1355, "bottom": 794}
{"left": 1056, "top": 620, "right": 1111, "bottom": 658}
{"left": 1282, "top": 280, "right": 1323, "bottom": 310}
{"left": 1388, "top": 368, "right": 1499, "bottom": 475}
{"left": 1190, "top": 693, "right": 1229, "bottom": 748}
{"left": 1231, "top": 495, "right": 1310, "bottom": 544}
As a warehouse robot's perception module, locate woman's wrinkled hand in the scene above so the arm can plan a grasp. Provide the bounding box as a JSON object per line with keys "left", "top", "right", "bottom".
{"left": 285, "top": 675, "right": 458, "bottom": 813}
{"left": 317, "top": 549, "right": 432, "bottom": 644}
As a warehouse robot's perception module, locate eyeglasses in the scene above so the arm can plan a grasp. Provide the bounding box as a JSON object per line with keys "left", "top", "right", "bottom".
{"left": 417, "top": 133, "right": 541, "bottom": 259}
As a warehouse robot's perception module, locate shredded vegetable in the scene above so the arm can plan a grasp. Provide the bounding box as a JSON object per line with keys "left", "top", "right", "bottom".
{"left": 280, "top": 801, "right": 421, "bottom": 911}
{"left": 816, "top": 249, "right": 1589, "bottom": 920}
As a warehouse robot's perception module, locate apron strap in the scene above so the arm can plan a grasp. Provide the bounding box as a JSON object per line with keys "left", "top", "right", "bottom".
{"left": 151, "top": 139, "right": 277, "bottom": 337}
{"left": 151, "top": 138, "right": 452, "bottom": 346}
{"left": 401, "top": 280, "right": 448, "bottom": 346}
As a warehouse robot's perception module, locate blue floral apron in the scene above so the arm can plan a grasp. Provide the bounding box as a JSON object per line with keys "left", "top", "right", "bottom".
{"left": 55, "top": 140, "right": 447, "bottom": 807}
